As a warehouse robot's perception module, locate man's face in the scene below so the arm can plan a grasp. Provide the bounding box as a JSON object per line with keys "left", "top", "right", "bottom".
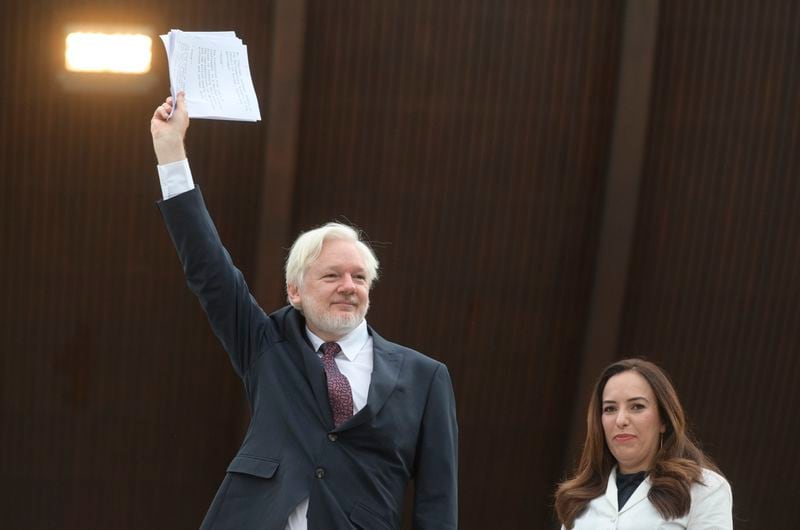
{"left": 287, "top": 239, "right": 371, "bottom": 341}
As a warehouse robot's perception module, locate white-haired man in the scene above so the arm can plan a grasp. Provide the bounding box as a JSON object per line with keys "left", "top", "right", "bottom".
{"left": 151, "top": 93, "right": 458, "bottom": 530}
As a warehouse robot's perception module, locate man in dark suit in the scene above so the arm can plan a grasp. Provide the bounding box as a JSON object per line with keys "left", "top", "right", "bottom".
{"left": 150, "top": 93, "right": 458, "bottom": 530}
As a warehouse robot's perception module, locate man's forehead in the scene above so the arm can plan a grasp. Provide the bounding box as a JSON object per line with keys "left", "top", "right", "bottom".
{"left": 312, "top": 239, "right": 366, "bottom": 268}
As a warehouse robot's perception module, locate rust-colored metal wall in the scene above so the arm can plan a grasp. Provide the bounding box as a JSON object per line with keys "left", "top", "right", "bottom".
{"left": 1, "top": 0, "right": 796, "bottom": 528}
{"left": 618, "top": 2, "right": 800, "bottom": 529}
{"left": 293, "top": 2, "right": 622, "bottom": 527}
{"left": 0, "top": 1, "right": 274, "bottom": 528}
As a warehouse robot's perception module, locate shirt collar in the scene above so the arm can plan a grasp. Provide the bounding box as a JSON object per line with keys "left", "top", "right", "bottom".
{"left": 306, "top": 319, "right": 369, "bottom": 362}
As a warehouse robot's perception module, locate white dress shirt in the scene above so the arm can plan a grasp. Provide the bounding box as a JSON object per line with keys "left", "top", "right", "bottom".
{"left": 157, "top": 159, "right": 374, "bottom": 530}
{"left": 157, "top": 159, "right": 194, "bottom": 199}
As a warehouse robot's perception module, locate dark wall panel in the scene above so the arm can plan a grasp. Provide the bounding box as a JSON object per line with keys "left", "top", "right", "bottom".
{"left": 619, "top": 2, "right": 800, "bottom": 529}
{"left": 294, "top": 1, "right": 623, "bottom": 527}
{"left": 0, "top": 1, "right": 274, "bottom": 528}
{"left": 3, "top": 0, "right": 796, "bottom": 528}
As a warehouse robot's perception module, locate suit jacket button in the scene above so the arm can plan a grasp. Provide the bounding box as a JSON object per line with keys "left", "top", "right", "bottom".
{"left": 315, "top": 467, "right": 326, "bottom": 479}
{"left": 328, "top": 433, "right": 338, "bottom": 442}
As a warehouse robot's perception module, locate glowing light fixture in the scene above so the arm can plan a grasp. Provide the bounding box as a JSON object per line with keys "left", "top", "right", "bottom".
{"left": 65, "top": 31, "right": 152, "bottom": 74}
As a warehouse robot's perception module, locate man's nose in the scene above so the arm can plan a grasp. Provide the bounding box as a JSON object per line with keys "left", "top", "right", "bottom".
{"left": 338, "top": 274, "right": 356, "bottom": 292}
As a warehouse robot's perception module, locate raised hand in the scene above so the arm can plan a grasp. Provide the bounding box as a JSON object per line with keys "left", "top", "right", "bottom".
{"left": 151, "top": 91, "right": 190, "bottom": 165}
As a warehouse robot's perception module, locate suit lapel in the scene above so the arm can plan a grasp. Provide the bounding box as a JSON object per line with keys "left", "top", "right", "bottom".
{"left": 284, "top": 309, "right": 334, "bottom": 428}
{"left": 342, "top": 328, "right": 403, "bottom": 431}
{"left": 283, "top": 313, "right": 404, "bottom": 432}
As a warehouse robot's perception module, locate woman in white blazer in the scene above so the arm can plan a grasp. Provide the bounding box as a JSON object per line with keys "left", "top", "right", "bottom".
{"left": 555, "top": 359, "right": 733, "bottom": 529}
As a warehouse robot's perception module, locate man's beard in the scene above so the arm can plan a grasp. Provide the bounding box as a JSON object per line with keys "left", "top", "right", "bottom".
{"left": 302, "top": 297, "right": 369, "bottom": 338}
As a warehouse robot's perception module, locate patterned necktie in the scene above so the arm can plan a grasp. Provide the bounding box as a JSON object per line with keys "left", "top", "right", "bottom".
{"left": 320, "top": 342, "right": 354, "bottom": 427}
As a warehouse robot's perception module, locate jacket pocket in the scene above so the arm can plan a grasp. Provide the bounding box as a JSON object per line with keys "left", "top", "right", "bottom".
{"left": 348, "top": 501, "right": 392, "bottom": 530}
{"left": 226, "top": 454, "right": 279, "bottom": 479}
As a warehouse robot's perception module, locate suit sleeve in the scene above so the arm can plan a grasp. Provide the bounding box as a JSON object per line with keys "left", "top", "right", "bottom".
{"left": 412, "top": 363, "right": 458, "bottom": 530}
{"left": 158, "top": 187, "right": 269, "bottom": 377}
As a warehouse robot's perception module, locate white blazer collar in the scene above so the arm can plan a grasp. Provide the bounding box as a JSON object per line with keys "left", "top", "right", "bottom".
{"left": 605, "top": 466, "right": 652, "bottom": 514}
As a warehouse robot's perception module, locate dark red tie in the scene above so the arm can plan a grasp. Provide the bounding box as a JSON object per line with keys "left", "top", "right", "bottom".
{"left": 320, "top": 342, "right": 354, "bottom": 427}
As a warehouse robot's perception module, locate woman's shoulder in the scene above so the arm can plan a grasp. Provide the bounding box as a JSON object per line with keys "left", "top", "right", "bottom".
{"left": 685, "top": 467, "right": 733, "bottom": 528}
{"left": 699, "top": 468, "right": 730, "bottom": 487}
{"left": 692, "top": 467, "right": 733, "bottom": 502}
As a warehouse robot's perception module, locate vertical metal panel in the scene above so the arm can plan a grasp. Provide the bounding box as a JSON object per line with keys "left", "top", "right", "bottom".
{"left": 252, "top": 0, "right": 307, "bottom": 308}
{"left": 296, "top": 1, "right": 623, "bottom": 527}
{"left": 567, "top": 0, "right": 659, "bottom": 464}
{"left": 0, "top": 0, "right": 275, "bottom": 528}
{"left": 619, "top": 2, "right": 800, "bottom": 529}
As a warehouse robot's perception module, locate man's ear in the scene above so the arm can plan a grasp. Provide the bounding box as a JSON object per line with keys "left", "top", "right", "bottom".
{"left": 287, "top": 283, "right": 301, "bottom": 306}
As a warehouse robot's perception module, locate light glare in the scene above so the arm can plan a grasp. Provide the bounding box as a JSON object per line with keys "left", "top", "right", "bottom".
{"left": 65, "top": 32, "right": 152, "bottom": 74}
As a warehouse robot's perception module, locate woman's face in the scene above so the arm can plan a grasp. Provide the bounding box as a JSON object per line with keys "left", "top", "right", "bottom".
{"left": 601, "top": 370, "right": 666, "bottom": 474}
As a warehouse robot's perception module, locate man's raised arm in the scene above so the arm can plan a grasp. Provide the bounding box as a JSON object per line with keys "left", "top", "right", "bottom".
{"left": 150, "top": 92, "right": 268, "bottom": 377}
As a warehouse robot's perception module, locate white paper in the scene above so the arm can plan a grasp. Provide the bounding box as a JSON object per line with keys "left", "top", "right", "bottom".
{"left": 160, "top": 29, "right": 261, "bottom": 122}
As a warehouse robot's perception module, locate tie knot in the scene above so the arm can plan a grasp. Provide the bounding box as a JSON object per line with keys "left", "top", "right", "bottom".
{"left": 321, "top": 342, "right": 341, "bottom": 358}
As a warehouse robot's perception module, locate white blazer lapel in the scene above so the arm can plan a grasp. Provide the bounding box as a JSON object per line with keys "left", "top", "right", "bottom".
{"left": 618, "top": 472, "right": 651, "bottom": 514}
{"left": 604, "top": 467, "right": 620, "bottom": 512}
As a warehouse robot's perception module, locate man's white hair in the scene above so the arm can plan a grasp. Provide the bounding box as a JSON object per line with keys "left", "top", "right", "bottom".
{"left": 285, "top": 222, "right": 379, "bottom": 308}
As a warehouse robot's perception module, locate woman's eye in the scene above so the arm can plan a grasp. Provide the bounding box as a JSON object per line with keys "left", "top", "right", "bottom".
{"left": 603, "top": 406, "right": 616, "bottom": 414}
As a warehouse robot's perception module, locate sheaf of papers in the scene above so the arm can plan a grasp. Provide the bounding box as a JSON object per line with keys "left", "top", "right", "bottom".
{"left": 160, "top": 29, "right": 261, "bottom": 122}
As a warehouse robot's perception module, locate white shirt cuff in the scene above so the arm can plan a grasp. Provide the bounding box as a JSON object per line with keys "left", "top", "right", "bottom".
{"left": 157, "top": 159, "right": 195, "bottom": 200}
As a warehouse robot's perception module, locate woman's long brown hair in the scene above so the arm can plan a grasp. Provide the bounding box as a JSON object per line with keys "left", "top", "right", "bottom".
{"left": 554, "top": 359, "right": 720, "bottom": 528}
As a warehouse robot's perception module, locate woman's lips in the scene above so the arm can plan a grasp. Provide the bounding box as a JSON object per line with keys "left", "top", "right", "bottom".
{"left": 614, "top": 434, "right": 637, "bottom": 442}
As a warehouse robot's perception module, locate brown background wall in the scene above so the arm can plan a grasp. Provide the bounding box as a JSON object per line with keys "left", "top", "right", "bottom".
{"left": 1, "top": 1, "right": 797, "bottom": 528}
{"left": 619, "top": 1, "right": 800, "bottom": 526}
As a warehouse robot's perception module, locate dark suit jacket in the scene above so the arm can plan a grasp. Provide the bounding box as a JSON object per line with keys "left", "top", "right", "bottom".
{"left": 159, "top": 188, "right": 458, "bottom": 530}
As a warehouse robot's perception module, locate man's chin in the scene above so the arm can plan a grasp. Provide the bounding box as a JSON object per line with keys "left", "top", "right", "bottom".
{"left": 309, "top": 313, "right": 364, "bottom": 336}
{"left": 329, "top": 315, "right": 363, "bottom": 331}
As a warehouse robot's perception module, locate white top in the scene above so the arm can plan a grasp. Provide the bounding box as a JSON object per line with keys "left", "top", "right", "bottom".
{"left": 565, "top": 467, "right": 733, "bottom": 530}
{"left": 156, "top": 161, "right": 375, "bottom": 530}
